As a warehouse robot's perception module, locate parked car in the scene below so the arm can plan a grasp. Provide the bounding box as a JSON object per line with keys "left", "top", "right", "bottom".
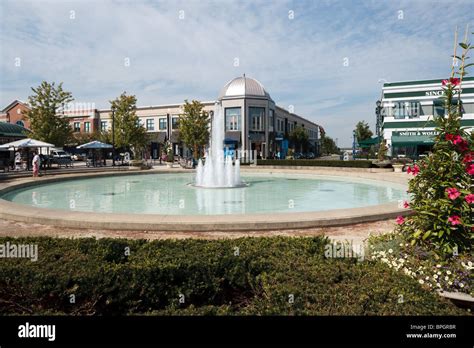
{"left": 51, "top": 150, "right": 73, "bottom": 167}
{"left": 304, "top": 152, "right": 316, "bottom": 159}
{"left": 72, "top": 153, "right": 86, "bottom": 161}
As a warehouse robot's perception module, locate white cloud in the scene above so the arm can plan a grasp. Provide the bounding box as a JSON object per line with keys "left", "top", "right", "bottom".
{"left": 1, "top": 0, "right": 473, "bottom": 146}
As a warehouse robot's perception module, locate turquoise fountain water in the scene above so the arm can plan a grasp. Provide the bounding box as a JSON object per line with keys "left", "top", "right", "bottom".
{"left": 1, "top": 173, "right": 407, "bottom": 215}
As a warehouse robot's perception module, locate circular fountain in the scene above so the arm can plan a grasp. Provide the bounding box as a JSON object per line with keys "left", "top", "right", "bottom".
{"left": 0, "top": 102, "right": 409, "bottom": 231}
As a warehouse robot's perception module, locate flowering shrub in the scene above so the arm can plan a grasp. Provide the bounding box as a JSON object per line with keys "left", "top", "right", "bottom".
{"left": 398, "top": 35, "right": 474, "bottom": 255}
{"left": 369, "top": 232, "right": 473, "bottom": 296}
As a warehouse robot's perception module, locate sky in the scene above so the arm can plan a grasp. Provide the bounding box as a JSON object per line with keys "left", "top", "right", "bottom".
{"left": 1, "top": 0, "right": 473, "bottom": 147}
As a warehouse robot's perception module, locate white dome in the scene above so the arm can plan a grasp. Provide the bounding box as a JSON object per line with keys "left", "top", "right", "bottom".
{"left": 218, "top": 76, "right": 271, "bottom": 100}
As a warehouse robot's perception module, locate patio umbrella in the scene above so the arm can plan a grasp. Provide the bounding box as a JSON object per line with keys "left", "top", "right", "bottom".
{"left": 77, "top": 140, "right": 113, "bottom": 149}
{"left": 0, "top": 138, "right": 55, "bottom": 149}
{"left": 77, "top": 141, "right": 113, "bottom": 166}
{"left": 0, "top": 138, "right": 55, "bottom": 172}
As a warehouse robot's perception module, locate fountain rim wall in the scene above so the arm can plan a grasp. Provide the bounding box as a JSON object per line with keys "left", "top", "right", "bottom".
{"left": 0, "top": 168, "right": 410, "bottom": 232}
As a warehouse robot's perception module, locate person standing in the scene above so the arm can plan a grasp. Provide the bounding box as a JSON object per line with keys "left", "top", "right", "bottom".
{"left": 32, "top": 151, "right": 40, "bottom": 177}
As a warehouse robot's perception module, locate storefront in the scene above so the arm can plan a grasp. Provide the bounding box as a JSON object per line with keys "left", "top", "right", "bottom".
{"left": 390, "top": 130, "right": 436, "bottom": 158}
{"left": 380, "top": 77, "right": 474, "bottom": 159}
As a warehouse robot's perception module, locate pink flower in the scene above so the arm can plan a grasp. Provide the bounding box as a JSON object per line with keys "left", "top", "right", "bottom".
{"left": 458, "top": 139, "right": 469, "bottom": 152}
{"left": 463, "top": 153, "right": 473, "bottom": 163}
{"left": 448, "top": 215, "right": 461, "bottom": 225}
{"left": 453, "top": 135, "right": 463, "bottom": 145}
{"left": 442, "top": 78, "right": 460, "bottom": 86}
{"left": 445, "top": 133, "right": 455, "bottom": 141}
{"left": 467, "top": 164, "right": 474, "bottom": 175}
{"left": 396, "top": 216, "right": 405, "bottom": 225}
{"left": 403, "top": 201, "right": 410, "bottom": 208}
{"left": 465, "top": 194, "right": 474, "bottom": 204}
{"left": 412, "top": 164, "right": 420, "bottom": 175}
{"left": 406, "top": 165, "right": 420, "bottom": 175}
{"left": 446, "top": 187, "right": 461, "bottom": 200}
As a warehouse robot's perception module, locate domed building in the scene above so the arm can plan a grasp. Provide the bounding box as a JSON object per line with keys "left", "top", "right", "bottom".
{"left": 218, "top": 75, "right": 272, "bottom": 100}
{"left": 213, "top": 75, "right": 320, "bottom": 159}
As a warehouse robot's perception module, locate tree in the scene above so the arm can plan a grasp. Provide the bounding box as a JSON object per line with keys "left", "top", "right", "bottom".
{"left": 289, "top": 126, "right": 309, "bottom": 152}
{"left": 108, "top": 92, "right": 147, "bottom": 157}
{"left": 24, "top": 81, "right": 74, "bottom": 146}
{"left": 355, "top": 121, "right": 373, "bottom": 142}
{"left": 398, "top": 31, "right": 473, "bottom": 255}
{"left": 178, "top": 100, "right": 210, "bottom": 159}
{"left": 320, "top": 135, "right": 339, "bottom": 155}
{"left": 377, "top": 139, "right": 388, "bottom": 161}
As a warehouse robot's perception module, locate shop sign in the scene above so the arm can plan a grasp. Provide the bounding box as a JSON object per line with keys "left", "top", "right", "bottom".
{"left": 393, "top": 130, "right": 437, "bottom": 136}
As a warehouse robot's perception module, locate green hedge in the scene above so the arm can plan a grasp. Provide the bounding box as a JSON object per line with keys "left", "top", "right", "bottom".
{"left": 0, "top": 236, "right": 465, "bottom": 315}
{"left": 256, "top": 159, "right": 374, "bottom": 168}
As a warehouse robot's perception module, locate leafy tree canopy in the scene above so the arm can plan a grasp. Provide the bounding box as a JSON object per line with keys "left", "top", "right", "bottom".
{"left": 355, "top": 121, "right": 373, "bottom": 142}
{"left": 178, "top": 100, "right": 210, "bottom": 159}
{"left": 320, "top": 135, "right": 339, "bottom": 156}
{"left": 289, "top": 126, "right": 309, "bottom": 152}
{"left": 108, "top": 92, "right": 147, "bottom": 154}
{"left": 24, "top": 81, "right": 74, "bottom": 146}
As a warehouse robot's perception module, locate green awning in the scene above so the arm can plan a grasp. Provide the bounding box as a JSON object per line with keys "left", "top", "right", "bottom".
{"left": 0, "top": 122, "right": 28, "bottom": 137}
{"left": 391, "top": 135, "right": 435, "bottom": 147}
{"left": 358, "top": 136, "right": 380, "bottom": 148}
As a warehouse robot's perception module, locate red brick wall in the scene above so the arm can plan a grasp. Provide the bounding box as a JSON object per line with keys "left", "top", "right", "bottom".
{"left": 6, "top": 103, "right": 30, "bottom": 128}
{"left": 69, "top": 116, "right": 98, "bottom": 133}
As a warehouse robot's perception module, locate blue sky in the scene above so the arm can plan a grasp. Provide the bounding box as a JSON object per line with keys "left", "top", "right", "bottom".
{"left": 1, "top": 0, "right": 473, "bottom": 146}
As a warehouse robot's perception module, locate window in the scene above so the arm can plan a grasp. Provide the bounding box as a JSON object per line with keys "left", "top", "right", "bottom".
{"left": 159, "top": 118, "right": 167, "bottom": 130}
{"left": 16, "top": 120, "right": 24, "bottom": 127}
{"left": 172, "top": 117, "right": 179, "bottom": 129}
{"left": 84, "top": 122, "right": 90, "bottom": 133}
{"left": 74, "top": 122, "right": 81, "bottom": 132}
{"left": 100, "top": 121, "right": 107, "bottom": 132}
{"left": 225, "top": 107, "right": 241, "bottom": 131}
{"left": 146, "top": 119, "right": 155, "bottom": 131}
{"left": 276, "top": 119, "right": 281, "bottom": 132}
{"left": 392, "top": 101, "right": 421, "bottom": 119}
{"left": 249, "top": 107, "right": 265, "bottom": 132}
{"left": 434, "top": 99, "right": 461, "bottom": 117}
{"left": 269, "top": 110, "right": 274, "bottom": 131}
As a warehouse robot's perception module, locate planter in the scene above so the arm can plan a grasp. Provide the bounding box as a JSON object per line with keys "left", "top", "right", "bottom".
{"left": 166, "top": 162, "right": 173, "bottom": 168}
{"left": 130, "top": 160, "right": 144, "bottom": 167}
{"left": 372, "top": 160, "right": 392, "bottom": 168}
{"left": 392, "top": 164, "right": 404, "bottom": 173}
{"left": 438, "top": 290, "right": 474, "bottom": 310}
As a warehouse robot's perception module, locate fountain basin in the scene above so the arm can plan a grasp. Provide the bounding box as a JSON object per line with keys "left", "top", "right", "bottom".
{"left": 0, "top": 169, "right": 410, "bottom": 231}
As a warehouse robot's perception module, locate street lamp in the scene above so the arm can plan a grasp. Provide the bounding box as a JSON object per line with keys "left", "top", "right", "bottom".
{"left": 376, "top": 78, "right": 387, "bottom": 148}
{"left": 375, "top": 100, "right": 383, "bottom": 148}
{"left": 111, "top": 107, "right": 115, "bottom": 166}
{"left": 352, "top": 129, "right": 357, "bottom": 158}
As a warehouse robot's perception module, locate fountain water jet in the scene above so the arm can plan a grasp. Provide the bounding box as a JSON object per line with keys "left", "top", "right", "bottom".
{"left": 195, "top": 103, "right": 243, "bottom": 188}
